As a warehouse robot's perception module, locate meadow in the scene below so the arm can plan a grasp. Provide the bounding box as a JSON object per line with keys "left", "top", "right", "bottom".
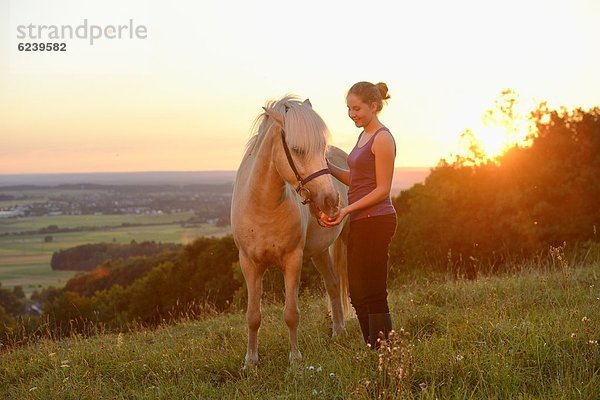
{"left": 1, "top": 260, "right": 598, "bottom": 399}
{"left": 0, "top": 212, "right": 230, "bottom": 294}
{"left": 0, "top": 211, "right": 196, "bottom": 233}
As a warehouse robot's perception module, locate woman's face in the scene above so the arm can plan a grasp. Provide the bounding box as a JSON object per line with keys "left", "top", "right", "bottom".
{"left": 346, "top": 93, "right": 377, "bottom": 128}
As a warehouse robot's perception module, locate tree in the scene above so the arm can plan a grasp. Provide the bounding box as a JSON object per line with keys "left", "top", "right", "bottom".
{"left": 391, "top": 102, "right": 600, "bottom": 274}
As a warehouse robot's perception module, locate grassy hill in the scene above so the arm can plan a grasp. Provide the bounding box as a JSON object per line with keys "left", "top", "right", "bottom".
{"left": 1, "top": 263, "right": 598, "bottom": 399}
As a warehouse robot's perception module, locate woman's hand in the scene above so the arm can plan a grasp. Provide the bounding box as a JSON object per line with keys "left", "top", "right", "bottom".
{"left": 320, "top": 207, "right": 349, "bottom": 227}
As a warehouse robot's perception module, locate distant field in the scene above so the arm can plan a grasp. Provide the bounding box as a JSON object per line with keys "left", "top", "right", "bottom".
{"left": 0, "top": 211, "right": 195, "bottom": 233}
{"left": 0, "top": 260, "right": 77, "bottom": 294}
{"left": 0, "top": 215, "right": 230, "bottom": 295}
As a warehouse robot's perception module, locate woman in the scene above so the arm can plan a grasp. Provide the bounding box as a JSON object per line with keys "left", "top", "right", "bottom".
{"left": 322, "top": 81, "right": 397, "bottom": 349}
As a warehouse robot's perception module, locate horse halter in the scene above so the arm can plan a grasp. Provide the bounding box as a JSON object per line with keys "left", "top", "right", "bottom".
{"left": 280, "top": 130, "right": 331, "bottom": 205}
{"left": 273, "top": 102, "right": 331, "bottom": 205}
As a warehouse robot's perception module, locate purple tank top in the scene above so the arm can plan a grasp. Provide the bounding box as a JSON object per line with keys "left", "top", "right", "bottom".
{"left": 347, "top": 127, "right": 396, "bottom": 221}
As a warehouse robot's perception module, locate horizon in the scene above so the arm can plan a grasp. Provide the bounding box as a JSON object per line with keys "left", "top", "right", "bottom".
{"left": 0, "top": 168, "right": 432, "bottom": 194}
{"left": 0, "top": 165, "right": 433, "bottom": 177}
{"left": 2, "top": 0, "right": 599, "bottom": 174}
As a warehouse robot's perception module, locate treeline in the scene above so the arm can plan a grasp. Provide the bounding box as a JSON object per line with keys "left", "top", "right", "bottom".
{"left": 391, "top": 104, "right": 600, "bottom": 276}
{"left": 38, "top": 237, "right": 323, "bottom": 334}
{"left": 51, "top": 241, "right": 182, "bottom": 271}
{"left": 0, "top": 285, "right": 26, "bottom": 328}
{"left": 0, "top": 236, "right": 322, "bottom": 340}
{"left": 42, "top": 237, "right": 239, "bottom": 332}
{"left": 0, "top": 237, "right": 328, "bottom": 342}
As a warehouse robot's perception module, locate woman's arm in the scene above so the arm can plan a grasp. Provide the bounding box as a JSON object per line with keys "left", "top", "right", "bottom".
{"left": 322, "top": 132, "right": 395, "bottom": 225}
{"left": 327, "top": 159, "right": 350, "bottom": 186}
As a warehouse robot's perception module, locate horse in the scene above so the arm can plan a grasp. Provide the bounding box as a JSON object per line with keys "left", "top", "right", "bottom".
{"left": 231, "top": 95, "right": 352, "bottom": 368}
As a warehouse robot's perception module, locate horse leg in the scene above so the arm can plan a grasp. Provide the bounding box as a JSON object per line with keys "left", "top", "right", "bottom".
{"left": 240, "top": 253, "right": 266, "bottom": 369}
{"left": 311, "top": 250, "right": 345, "bottom": 337}
{"left": 283, "top": 251, "right": 303, "bottom": 365}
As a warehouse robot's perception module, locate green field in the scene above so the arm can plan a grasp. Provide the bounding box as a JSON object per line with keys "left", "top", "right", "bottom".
{"left": 0, "top": 211, "right": 195, "bottom": 233}
{"left": 0, "top": 213, "right": 230, "bottom": 295}
{"left": 1, "top": 263, "right": 598, "bottom": 398}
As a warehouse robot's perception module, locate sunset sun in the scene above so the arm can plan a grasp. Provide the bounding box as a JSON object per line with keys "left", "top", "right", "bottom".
{"left": 457, "top": 90, "right": 536, "bottom": 162}
{"left": 474, "top": 125, "right": 510, "bottom": 158}
{"left": 471, "top": 122, "right": 533, "bottom": 159}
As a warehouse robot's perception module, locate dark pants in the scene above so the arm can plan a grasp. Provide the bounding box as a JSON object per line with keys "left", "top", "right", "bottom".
{"left": 347, "top": 214, "right": 397, "bottom": 340}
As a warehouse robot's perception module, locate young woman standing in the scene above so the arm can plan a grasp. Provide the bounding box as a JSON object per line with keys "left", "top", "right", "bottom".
{"left": 322, "top": 81, "right": 397, "bottom": 348}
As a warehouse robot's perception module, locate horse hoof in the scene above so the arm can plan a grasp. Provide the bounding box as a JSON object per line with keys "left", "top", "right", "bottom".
{"left": 240, "top": 361, "right": 259, "bottom": 376}
{"left": 242, "top": 354, "right": 259, "bottom": 372}
{"left": 288, "top": 351, "right": 303, "bottom": 367}
{"left": 332, "top": 325, "right": 346, "bottom": 338}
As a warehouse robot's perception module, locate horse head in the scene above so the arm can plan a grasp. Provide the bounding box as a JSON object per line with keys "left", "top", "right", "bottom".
{"left": 263, "top": 97, "right": 340, "bottom": 220}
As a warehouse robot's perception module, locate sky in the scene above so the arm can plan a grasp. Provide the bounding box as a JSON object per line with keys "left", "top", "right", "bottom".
{"left": 1, "top": 0, "right": 599, "bottom": 174}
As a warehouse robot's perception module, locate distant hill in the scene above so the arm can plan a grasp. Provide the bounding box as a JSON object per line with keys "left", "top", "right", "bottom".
{"left": 391, "top": 167, "right": 430, "bottom": 195}
{"left": 0, "top": 171, "right": 237, "bottom": 187}
{"left": 0, "top": 168, "right": 430, "bottom": 193}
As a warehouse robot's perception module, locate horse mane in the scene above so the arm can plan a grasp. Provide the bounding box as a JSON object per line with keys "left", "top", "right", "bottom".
{"left": 244, "top": 95, "right": 331, "bottom": 158}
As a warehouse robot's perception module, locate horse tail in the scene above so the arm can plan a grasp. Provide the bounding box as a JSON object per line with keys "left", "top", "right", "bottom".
{"left": 332, "top": 222, "right": 354, "bottom": 320}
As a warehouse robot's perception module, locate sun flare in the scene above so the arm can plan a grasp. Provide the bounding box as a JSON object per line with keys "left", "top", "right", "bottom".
{"left": 474, "top": 125, "right": 508, "bottom": 158}
{"left": 457, "top": 90, "right": 537, "bottom": 162}
{"left": 471, "top": 122, "right": 533, "bottom": 159}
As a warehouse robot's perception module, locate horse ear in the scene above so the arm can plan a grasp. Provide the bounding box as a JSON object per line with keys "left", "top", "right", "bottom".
{"left": 303, "top": 98, "right": 312, "bottom": 108}
{"left": 262, "top": 107, "right": 284, "bottom": 127}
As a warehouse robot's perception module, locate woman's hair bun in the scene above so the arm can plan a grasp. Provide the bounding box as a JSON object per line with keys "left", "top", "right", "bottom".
{"left": 375, "top": 82, "right": 390, "bottom": 100}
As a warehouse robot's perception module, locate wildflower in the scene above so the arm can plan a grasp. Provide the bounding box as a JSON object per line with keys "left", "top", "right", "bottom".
{"left": 582, "top": 316, "right": 590, "bottom": 323}
{"left": 308, "top": 365, "right": 315, "bottom": 371}
{"left": 570, "top": 333, "right": 577, "bottom": 338}
{"left": 589, "top": 340, "right": 598, "bottom": 345}
{"left": 396, "top": 367, "right": 406, "bottom": 379}
{"left": 329, "top": 372, "right": 335, "bottom": 379}
{"left": 419, "top": 382, "right": 427, "bottom": 390}
{"left": 455, "top": 354, "right": 464, "bottom": 361}
{"left": 316, "top": 366, "right": 322, "bottom": 373}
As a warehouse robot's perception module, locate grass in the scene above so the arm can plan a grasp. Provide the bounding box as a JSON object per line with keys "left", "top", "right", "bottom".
{"left": 1, "top": 262, "right": 598, "bottom": 399}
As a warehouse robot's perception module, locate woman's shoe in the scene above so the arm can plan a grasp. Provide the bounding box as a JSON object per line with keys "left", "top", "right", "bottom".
{"left": 368, "top": 313, "right": 392, "bottom": 349}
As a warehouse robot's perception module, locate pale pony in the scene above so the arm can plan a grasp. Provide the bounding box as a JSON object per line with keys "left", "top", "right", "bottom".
{"left": 231, "top": 96, "right": 352, "bottom": 368}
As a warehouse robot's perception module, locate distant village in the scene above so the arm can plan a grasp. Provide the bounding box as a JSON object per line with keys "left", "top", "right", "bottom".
{"left": 0, "top": 184, "right": 232, "bottom": 226}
